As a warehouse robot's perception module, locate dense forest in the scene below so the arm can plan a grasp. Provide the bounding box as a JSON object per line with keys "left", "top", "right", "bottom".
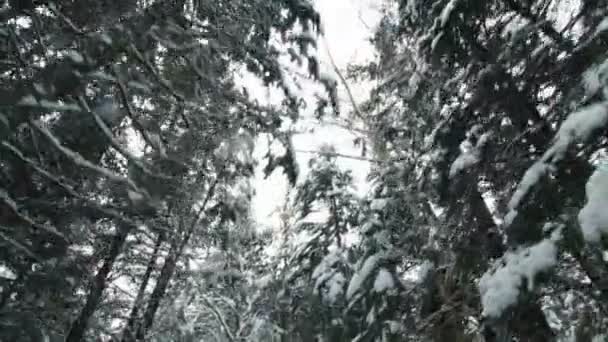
{"left": 1, "top": 0, "right": 608, "bottom": 341}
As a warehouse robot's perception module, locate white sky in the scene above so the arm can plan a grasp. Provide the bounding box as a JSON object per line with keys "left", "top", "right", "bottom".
{"left": 251, "top": 0, "right": 382, "bottom": 229}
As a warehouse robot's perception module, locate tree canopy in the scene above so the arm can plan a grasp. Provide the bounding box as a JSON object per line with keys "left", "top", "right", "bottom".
{"left": 2, "top": 0, "right": 608, "bottom": 341}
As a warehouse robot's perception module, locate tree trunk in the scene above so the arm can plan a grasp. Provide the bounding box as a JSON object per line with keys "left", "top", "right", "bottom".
{"left": 121, "top": 232, "right": 164, "bottom": 342}
{"left": 66, "top": 222, "right": 132, "bottom": 342}
{"left": 133, "top": 228, "right": 192, "bottom": 340}
{"left": 132, "top": 180, "right": 216, "bottom": 340}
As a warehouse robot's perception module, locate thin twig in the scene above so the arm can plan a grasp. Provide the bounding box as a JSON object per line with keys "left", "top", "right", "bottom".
{"left": 295, "top": 148, "right": 379, "bottom": 163}
{"left": 112, "top": 70, "right": 167, "bottom": 153}
{"left": 320, "top": 35, "right": 366, "bottom": 123}
{"left": 200, "top": 294, "right": 236, "bottom": 342}
{"left": 47, "top": 3, "right": 86, "bottom": 35}
{"left": 129, "top": 44, "right": 191, "bottom": 127}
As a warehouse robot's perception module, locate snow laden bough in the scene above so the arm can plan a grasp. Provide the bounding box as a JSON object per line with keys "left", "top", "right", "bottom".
{"left": 578, "top": 167, "right": 608, "bottom": 243}
{"left": 505, "top": 102, "right": 608, "bottom": 226}
{"left": 479, "top": 230, "right": 561, "bottom": 318}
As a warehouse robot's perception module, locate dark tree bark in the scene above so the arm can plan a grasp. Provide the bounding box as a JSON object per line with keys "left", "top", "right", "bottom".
{"left": 121, "top": 232, "right": 165, "bottom": 342}
{"left": 133, "top": 240, "right": 183, "bottom": 340}
{"left": 66, "top": 222, "right": 132, "bottom": 342}
{"left": 131, "top": 180, "right": 216, "bottom": 340}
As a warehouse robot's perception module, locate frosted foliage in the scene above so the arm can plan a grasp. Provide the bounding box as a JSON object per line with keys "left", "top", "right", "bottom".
{"left": 510, "top": 102, "right": 608, "bottom": 218}
{"left": 370, "top": 198, "right": 388, "bottom": 211}
{"left": 313, "top": 251, "right": 344, "bottom": 302}
{"left": 557, "top": 103, "right": 608, "bottom": 144}
{"left": 431, "top": 32, "right": 444, "bottom": 51}
{"left": 440, "top": 0, "right": 459, "bottom": 27}
{"left": 319, "top": 72, "right": 338, "bottom": 87}
{"left": 504, "top": 209, "right": 518, "bottom": 227}
{"left": 508, "top": 162, "right": 552, "bottom": 210}
{"left": 596, "top": 18, "right": 608, "bottom": 35}
{"left": 0, "top": 264, "right": 16, "bottom": 280}
{"left": 547, "top": 102, "right": 608, "bottom": 163}
{"left": 213, "top": 131, "right": 254, "bottom": 163}
{"left": 583, "top": 59, "right": 608, "bottom": 97}
{"left": 479, "top": 239, "right": 558, "bottom": 318}
{"left": 578, "top": 169, "right": 608, "bottom": 242}
{"left": 501, "top": 16, "right": 529, "bottom": 38}
{"left": 312, "top": 251, "right": 341, "bottom": 280}
{"left": 449, "top": 132, "right": 491, "bottom": 178}
{"left": 127, "top": 189, "right": 145, "bottom": 202}
{"left": 326, "top": 272, "right": 346, "bottom": 303}
{"left": 347, "top": 253, "right": 381, "bottom": 300}
{"left": 18, "top": 95, "right": 37, "bottom": 106}
{"left": 66, "top": 50, "right": 84, "bottom": 63}
{"left": 449, "top": 152, "right": 479, "bottom": 177}
{"left": 373, "top": 268, "right": 394, "bottom": 293}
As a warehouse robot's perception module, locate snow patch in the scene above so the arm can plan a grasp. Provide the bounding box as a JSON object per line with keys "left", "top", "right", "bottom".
{"left": 508, "top": 162, "right": 553, "bottom": 211}
{"left": 449, "top": 132, "right": 492, "bottom": 178}
{"left": 312, "top": 251, "right": 341, "bottom": 280}
{"left": 501, "top": 16, "right": 530, "bottom": 39}
{"left": 556, "top": 102, "right": 608, "bottom": 145}
{"left": 65, "top": 50, "right": 84, "bottom": 63}
{"left": 449, "top": 152, "right": 479, "bottom": 177}
{"left": 582, "top": 59, "right": 608, "bottom": 97}
{"left": 18, "top": 94, "right": 37, "bottom": 106}
{"left": 578, "top": 168, "right": 608, "bottom": 242}
{"left": 373, "top": 268, "right": 394, "bottom": 293}
{"left": 346, "top": 253, "right": 381, "bottom": 300}
{"left": 370, "top": 198, "right": 388, "bottom": 211}
{"left": 546, "top": 102, "right": 608, "bottom": 163}
{"left": 0, "top": 264, "right": 16, "bottom": 280}
{"left": 479, "top": 236, "right": 559, "bottom": 318}
{"left": 439, "top": 0, "right": 459, "bottom": 28}
{"left": 595, "top": 18, "right": 608, "bottom": 36}
{"left": 326, "top": 272, "right": 346, "bottom": 303}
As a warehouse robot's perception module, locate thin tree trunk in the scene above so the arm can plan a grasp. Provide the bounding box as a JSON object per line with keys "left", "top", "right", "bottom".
{"left": 66, "top": 222, "right": 132, "bottom": 342}
{"left": 132, "top": 180, "right": 217, "bottom": 340}
{"left": 133, "top": 239, "right": 182, "bottom": 340}
{"left": 121, "top": 232, "right": 165, "bottom": 342}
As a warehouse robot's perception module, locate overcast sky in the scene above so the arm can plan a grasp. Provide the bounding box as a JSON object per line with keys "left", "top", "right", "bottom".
{"left": 251, "top": 0, "right": 382, "bottom": 229}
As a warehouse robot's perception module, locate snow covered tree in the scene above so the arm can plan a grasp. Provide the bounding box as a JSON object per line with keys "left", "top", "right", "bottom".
{"left": 351, "top": 0, "right": 608, "bottom": 340}
{"left": 0, "top": 0, "right": 332, "bottom": 340}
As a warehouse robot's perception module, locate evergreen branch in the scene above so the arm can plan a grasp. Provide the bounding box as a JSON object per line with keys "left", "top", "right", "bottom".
{"left": 77, "top": 95, "right": 171, "bottom": 180}
{"left": 1, "top": 141, "right": 139, "bottom": 226}
{"left": 0, "top": 186, "right": 67, "bottom": 241}
{"left": 29, "top": 120, "right": 142, "bottom": 193}
{"left": 0, "top": 227, "right": 43, "bottom": 262}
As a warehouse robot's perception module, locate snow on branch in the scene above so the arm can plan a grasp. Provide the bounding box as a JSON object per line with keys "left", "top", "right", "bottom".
{"left": 30, "top": 120, "right": 142, "bottom": 193}
{"left": 505, "top": 102, "right": 608, "bottom": 226}
{"left": 578, "top": 168, "right": 608, "bottom": 243}
{"left": 77, "top": 95, "right": 171, "bottom": 180}
{"left": 0, "top": 186, "right": 66, "bottom": 241}
{"left": 479, "top": 231, "right": 561, "bottom": 318}
{"left": 200, "top": 294, "right": 235, "bottom": 342}
{"left": 1, "top": 141, "right": 139, "bottom": 227}
{"left": 346, "top": 252, "right": 382, "bottom": 300}
{"left": 449, "top": 132, "right": 492, "bottom": 178}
